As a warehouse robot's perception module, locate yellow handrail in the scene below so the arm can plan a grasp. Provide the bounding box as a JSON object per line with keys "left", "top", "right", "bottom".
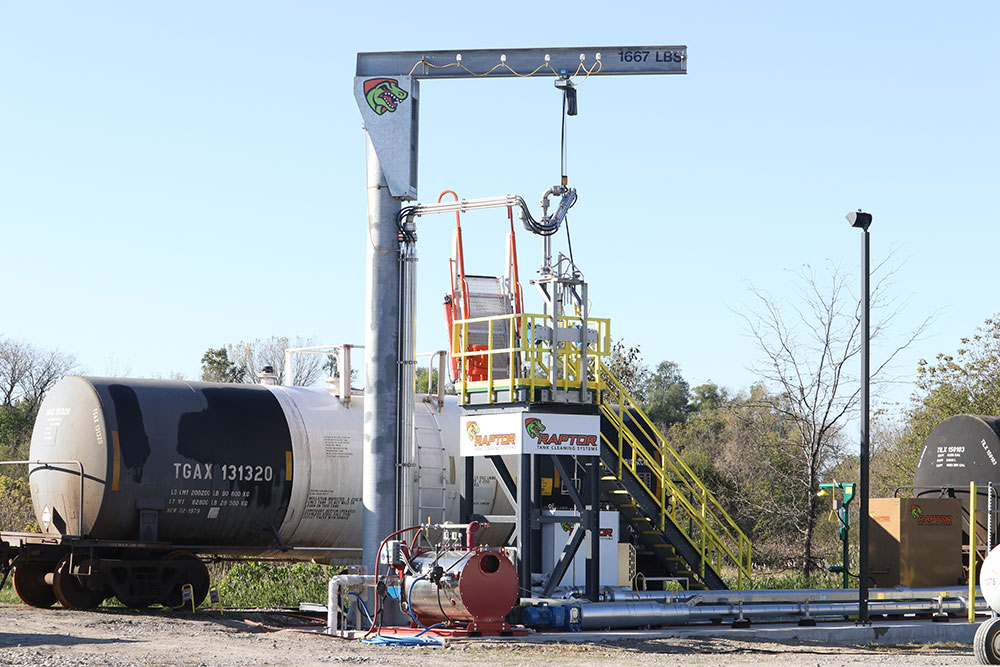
{"left": 596, "top": 361, "right": 753, "bottom": 588}
{"left": 451, "top": 313, "right": 612, "bottom": 403}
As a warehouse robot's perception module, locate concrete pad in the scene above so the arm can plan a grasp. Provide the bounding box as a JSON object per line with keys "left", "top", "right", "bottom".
{"left": 458, "top": 618, "right": 981, "bottom": 647}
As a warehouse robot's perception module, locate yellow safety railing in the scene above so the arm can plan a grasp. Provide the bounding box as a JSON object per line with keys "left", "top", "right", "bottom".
{"left": 596, "top": 362, "right": 752, "bottom": 589}
{"left": 451, "top": 313, "right": 612, "bottom": 403}
{"left": 451, "top": 312, "right": 752, "bottom": 588}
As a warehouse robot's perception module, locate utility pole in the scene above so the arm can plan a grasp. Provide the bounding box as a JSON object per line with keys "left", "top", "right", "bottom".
{"left": 847, "top": 209, "right": 872, "bottom": 625}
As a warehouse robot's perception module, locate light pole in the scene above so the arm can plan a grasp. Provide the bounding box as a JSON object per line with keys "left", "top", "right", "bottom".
{"left": 846, "top": 209, "right": 872, "bottom": 625}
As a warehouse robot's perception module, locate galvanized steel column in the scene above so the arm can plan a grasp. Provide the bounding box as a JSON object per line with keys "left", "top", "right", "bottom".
{"left": 363, "top": 137, "right": 401, "bottom": 575}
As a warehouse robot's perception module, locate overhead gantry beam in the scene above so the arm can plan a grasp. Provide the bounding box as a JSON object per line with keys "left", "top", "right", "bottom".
{"left": 355, "top": 46, "right": 687, "bottom": 199}
{"left": 355, "top": 46, "right": 687, "bottom": 582}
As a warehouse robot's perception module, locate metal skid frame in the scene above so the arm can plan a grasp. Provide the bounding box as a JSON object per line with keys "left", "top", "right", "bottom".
{"left": 460, "top": 441, "right": 602, "bottom": 602}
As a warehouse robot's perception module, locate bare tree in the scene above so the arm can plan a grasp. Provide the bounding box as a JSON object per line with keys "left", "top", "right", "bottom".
{"left": 225, "top": 336, "right": 325, "bottom": 386}
{"left": 737, "top": 260, "right": 929, "bottom": 574}
{"left": 0, "top": 338, "right": 77, "bottom": 408}
{"left": 21, "top": 347, "right": 77, "bottom": 409}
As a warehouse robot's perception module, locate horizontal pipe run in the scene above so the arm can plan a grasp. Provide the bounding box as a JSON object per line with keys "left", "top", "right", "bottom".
{"left": 602, "top": 585, "right": 981, "bottom": 604}
{"left": 578, "top": 599, "right": 982, "bottom": 630}
{"left": 407, "top": 195, "right": 519, "bottom": 217}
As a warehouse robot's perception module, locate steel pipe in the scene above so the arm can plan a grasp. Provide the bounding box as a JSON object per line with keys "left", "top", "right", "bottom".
{"left": 577, "top": 598, "right": 982, "bottom": 630}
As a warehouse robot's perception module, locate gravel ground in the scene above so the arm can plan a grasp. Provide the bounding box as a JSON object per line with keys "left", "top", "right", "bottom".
{"left": 0, "top": 604, "right": 980, "bottom": 666}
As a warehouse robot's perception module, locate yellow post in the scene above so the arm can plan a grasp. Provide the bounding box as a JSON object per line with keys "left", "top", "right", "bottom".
{"left": 181, "top": 583, "right": 196, "bottom": 613}
{"left": 970, "top": 480, "right": 977, "bottom": 623}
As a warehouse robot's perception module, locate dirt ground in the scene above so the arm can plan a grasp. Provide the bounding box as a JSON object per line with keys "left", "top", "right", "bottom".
{"left": 0, "top": 604, "right": 980, "bottom": 666}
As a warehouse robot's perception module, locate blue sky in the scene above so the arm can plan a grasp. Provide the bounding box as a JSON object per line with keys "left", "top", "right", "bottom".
{"left": 2, "top": 2, "right": 997, "bottom": 417}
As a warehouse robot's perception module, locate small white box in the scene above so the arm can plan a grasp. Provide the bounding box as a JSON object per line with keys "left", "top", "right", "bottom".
{"left": 540, "top": 510, "right": 619, "bottom": 588}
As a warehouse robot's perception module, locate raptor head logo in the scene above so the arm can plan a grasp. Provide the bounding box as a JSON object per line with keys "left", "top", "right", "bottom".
{"left": 910, "top": 504, "right": 922, "bottom": 520}
{"left": 525, "top": 417, "right": 546, "bottom": 440}
{"left": 466, "top": 421, "right": 481, "bottom": 442}
{"left": 364, "top": 78, "right": 408, "bottom": 115}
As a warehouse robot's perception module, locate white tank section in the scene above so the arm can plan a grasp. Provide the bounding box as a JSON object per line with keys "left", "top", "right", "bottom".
{"left": 270, "top": 388, "right": 505, "bottom": 549}
{"left": 981, "top": 544, "right": 1000, "bottom": 613}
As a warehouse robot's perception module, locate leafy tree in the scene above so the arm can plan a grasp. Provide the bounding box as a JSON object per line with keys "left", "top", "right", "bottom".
{"left": 642, "top": 360, "right": 691, "bottom": 429}
{"left": 603, "top": 339, "right": 650, "bottom": 400}
{"left": 201, "top": 347, "right": 247, "bottom": 383}
{"left": 666, "top": 383, "right": 841, "bottom": 568}
{"left": 690, "top": 382, "right": 724, "bottom": 414}
{"left": 414, "top": 365, "right": 454, "bottom": 395}
{"left": 0, "top": 401, "right": 36, "bottom": 460}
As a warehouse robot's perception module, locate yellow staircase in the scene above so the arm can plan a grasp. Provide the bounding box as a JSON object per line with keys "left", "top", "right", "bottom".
{"left": 596, "top": 363, "right": 751, "bottom": 589}
{"left": 452, "top": 312, "right": 752, "bottom": 590}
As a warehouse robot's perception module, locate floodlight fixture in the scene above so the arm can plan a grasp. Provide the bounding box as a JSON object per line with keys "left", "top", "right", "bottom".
{"left": 846, "top": 210, "right": 872, "bottom": 230}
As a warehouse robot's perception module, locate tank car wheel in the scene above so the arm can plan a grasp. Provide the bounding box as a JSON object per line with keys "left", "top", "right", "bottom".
{"left": 52, "top": 554, "right": 106, "bottom": 610}
{"left": 11, "top": 561, "right": 56, "bottom": 608}
{"left": 161, "top": 551, "right": 209, "bottom": 610}
{"left": 975, "top": 617, "right": 1000, "bottom": 664}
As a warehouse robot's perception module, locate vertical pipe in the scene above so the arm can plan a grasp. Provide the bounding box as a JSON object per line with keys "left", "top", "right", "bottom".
{"left": 587, "top": 455, "right": 600, "bottom": 602}
{"left": 518, "top": 453, "right": 533, "bottom": 595}
{"left": 339, "top": 345, "right": 352, "bottom": 406}
{"left": 362, "top": 136, "right": 401, "bottom": 577}
{"left": 398, "top": 231, "right": 417, "bottom": 529}
{"left": 842, "top": 499, "right": 850, "bottom": 589}
{"left": 461, "top": 456, "right": 475, "bottom": 522}
{"left": 531, "top": 454, "right": 542, "bottom": 574}
{"left": 284, "top": 349, "right": 294, "bottom": 387}
{"left": 970, "top": 480, "right": 977, "bottom": 623}
{"left": 858, "top": 227, "right": 870, "bottom": 625}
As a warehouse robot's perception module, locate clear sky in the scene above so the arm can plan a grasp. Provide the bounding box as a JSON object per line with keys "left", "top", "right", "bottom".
{"left": 2, "top": 2, "right": 997, "bottom": 418}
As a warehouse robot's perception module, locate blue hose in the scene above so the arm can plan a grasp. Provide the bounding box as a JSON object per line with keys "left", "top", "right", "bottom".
{"left": 406, "top": 575, "right": 445, "bottom": 637}
{"left": 346, "top": 591, "right": 373, "bottom": 625}
{"left": 361, "top": 634, "right": 443, "bottom": 646}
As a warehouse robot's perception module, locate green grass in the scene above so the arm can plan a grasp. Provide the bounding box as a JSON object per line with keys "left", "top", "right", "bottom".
{"left": 214, "top": 560, "right": 341, "bottom": 608}
{"left": 748, "top": 568, "right": 843, "bottom": 590}
{"left": 0, "top": 572, "right": 17, "bottom": 604}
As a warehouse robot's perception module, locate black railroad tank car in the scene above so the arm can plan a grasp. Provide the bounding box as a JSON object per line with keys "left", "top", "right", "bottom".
{"left": 912, "top": 414, "right": 1000, "bottom": 529}
{"left": 31, "top": 377, "right": 293, "bottom": 545}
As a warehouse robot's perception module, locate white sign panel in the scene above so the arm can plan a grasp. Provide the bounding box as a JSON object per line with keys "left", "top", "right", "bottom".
{"left": 521, "top": 413, "right": 600, "bottom": 456}
{"left": 460, "top": 411, "right": 600, "bottom": 457}
{"left": 460, "top": 412, "right": 522, "bottom": 456}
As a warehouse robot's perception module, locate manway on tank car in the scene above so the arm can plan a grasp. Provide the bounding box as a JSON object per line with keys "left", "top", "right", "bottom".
{"left": 0, "top": 376, "right": 510, "bottom": 610}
